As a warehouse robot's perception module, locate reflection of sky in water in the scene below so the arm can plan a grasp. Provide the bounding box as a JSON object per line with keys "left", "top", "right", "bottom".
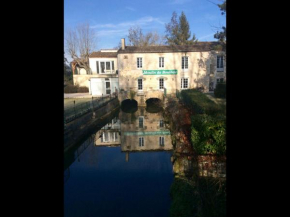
{"left": 64, "top": 106, "right": 174, "bottom": 217}
{"left": 64, "top": 145, "right": 173, "bottom": 217}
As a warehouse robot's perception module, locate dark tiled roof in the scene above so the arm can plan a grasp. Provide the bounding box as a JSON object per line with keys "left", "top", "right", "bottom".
{"left": 90, "top": 51, "right": 118, "bottom": 58}
{"left": 117, "top": 42, "right": 221, "bottom": 53}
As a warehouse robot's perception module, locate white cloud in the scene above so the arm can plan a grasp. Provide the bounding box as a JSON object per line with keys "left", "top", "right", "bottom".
{"left": 90, "top": 16, "right": 165, "bottom": 37}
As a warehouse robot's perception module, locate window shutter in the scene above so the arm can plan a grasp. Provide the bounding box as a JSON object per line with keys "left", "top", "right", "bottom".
{"left": 96, "top": 61, "right": 99, "bottom": 74}
{"left": 112, "top": 61, "right": 114, "bottom": 70}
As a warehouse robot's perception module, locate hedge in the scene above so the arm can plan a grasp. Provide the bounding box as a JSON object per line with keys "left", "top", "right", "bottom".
{"left": 180, "top": 89, "right": 223, "bottom": 116}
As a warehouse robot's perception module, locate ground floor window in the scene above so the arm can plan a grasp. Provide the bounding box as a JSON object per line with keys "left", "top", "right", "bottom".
{"left": 160, "top": 120, "right": 164, "bottom": 128}
{"left": 217, "top": 78, "right": 224, "bottom": 83}
{"left": 138, "top": 79, "right": 143, "bottom": 90}
{"left": 139, "top": 137, "right": 144, "bottom": 146}
{"left": 181, "top": 78, "right": 188, "bottom": 89}
{"left": 159, "top": 137, "right": 164, "bottom": 146}
{"left": 139, "top": 116, "right": 144, "bottom": 128}
{"left": 159, "top": 78, "right": 164, "bottom": 89}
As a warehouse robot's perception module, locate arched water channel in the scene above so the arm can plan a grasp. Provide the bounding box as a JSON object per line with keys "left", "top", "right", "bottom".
{"left": 64, "top": 101, "right": 174, "bottom": 217}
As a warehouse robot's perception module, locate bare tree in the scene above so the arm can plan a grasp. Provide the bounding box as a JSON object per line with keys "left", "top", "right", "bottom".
{"left": 127, "top": 26, "right": 165, "bottom": 46}
{"left": 65, "top": 23, "right": 96, "bottom": 74}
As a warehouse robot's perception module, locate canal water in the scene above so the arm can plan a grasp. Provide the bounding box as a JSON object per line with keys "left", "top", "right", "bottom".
{"left": 64, "top": 103, "right": 174, "bottom": 217}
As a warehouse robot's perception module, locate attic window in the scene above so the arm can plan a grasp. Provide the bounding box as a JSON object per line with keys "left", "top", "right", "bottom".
{"left": 124, "top": 55, "right": 128, "bottom": 59}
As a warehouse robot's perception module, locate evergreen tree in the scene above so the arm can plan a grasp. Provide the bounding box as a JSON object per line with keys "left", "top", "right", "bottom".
{"left": 165, "top": 11, "right": 197, "bottom": 46}
{"left": 214, "top": 0, "right": 226, "bottom": 43}
{"left": 165, "top": 12, "right": 180, "bottom": 45}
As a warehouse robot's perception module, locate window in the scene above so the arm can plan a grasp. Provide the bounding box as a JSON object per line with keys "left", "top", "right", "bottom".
{"left": 217, "top": 56, "right": 224, "bottom": 71}
{"left": 159, "top": 137, "right": 164, "bottom": 146}
{"left": 96, "top": 61, "right": 99, "bottom": 74}
{"left": 159, "top": 78, "right": 164, "bottom": 89}
{"left": 137, "top": 57, "right": 142, "bottom": 68}
{"left": 217, "top": 78, "right": 224, "bottom": 83}
{"left": 99, "top": 61, "right": 114, "bottom": 73}
{"left": 182, "top": 56, "right": 188, "bottom": 69}
{"left": 113, "top": 132, "right": 118, "bottom": 141}
{"left": 139, "top": 116, "right": 144, "bottom": 128}
{"left": 102, "top": 132, "right": 110, "bottom": 142}
{"left": 181, "top": 78, "right": 188, "bottom": 89}
{"left": 138, "top": 79, "right": 143, "bottom": 90}
{"left": 159, "top": 57, "right": 164, "bottom": 68}
{"left": 160, "top": 120, "right": 164, "bottom": 128}
{"left": 139, "top": 137, "right": 144, "bottom": 146}
{"left": 106, "top": 80, "right": 111, "bottom": 94}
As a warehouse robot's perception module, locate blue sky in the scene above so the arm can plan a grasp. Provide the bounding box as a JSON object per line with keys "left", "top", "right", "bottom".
{"left": 64, "top": 0, "right": 226, "bottom": 62}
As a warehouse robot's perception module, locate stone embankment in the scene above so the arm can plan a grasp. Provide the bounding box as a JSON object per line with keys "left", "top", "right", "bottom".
{"left": 64, "top": 98, "right": 120, "bottom": 152}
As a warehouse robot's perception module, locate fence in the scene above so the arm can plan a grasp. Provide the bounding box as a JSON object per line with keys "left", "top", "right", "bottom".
{"left": 64, "top": 94, "right": 117, "bottom": 125}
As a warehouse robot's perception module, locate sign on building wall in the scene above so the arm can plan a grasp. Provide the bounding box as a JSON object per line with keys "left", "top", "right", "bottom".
{"left": 124, "top": 131, "right": 171, "bottom": 136}
{"left": 142, "top": 70, "right": 177, "bottom": 75}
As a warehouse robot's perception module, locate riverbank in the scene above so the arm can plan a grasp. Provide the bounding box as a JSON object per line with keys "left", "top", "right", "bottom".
{"left": 64, "top": 98, "right": 120, "bottom": 152}
{"left": 163, "top": 92, "right": 226, "bottom": 217}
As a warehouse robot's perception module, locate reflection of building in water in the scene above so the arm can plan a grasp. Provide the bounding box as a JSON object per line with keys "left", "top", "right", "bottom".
{"left": 197, "top": 155, "right": 226, "bottom": 178}
{"left": 120, "top": 108, "right": 173, "bottom": 153}
{"left": 95, "top": 117, "right": 121, "bottom": 146}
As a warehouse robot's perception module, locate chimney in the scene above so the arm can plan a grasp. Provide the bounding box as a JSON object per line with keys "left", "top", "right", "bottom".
{"left": 121, "top": 38, "right": 125, "bottom": 50}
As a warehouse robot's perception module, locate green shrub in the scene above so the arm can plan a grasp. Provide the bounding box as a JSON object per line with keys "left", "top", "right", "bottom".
{"left": 77, "top": 86, "right": 89, "bottom": 93}
{"left": 214, "top": 83, "right": 226, "bottom": 98}
{"left": 180, "top": 89, "right": 225, "bottom": 116}
{"left": 64, "top": 84, "right": 89, "bottom": 93}
{"left": 64, "top": 84, "right": 78, "bottom": 93}
{"left": 170, "top": 178, "right": 198, "bottom": 217}
{"left": 191, "top": 114, "right": 226, "bottom": 155}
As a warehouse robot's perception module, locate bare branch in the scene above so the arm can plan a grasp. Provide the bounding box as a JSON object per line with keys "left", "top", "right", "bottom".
{"left": 65, "top": 23, "right": 96, "bottom": 74}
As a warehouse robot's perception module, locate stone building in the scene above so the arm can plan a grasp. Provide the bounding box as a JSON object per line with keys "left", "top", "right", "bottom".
{"left": 72, "top": 38, "right": 226, "bottom": 104}
{"left": 117, "top": 38, "right": 226, "bottom": 105}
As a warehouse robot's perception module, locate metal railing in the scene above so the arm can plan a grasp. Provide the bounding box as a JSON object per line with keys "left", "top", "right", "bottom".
{"left": 64, "top": 93, "right": 117, "bottom": 125}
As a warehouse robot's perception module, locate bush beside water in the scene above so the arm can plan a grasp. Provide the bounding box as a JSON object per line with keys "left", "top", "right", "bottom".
{"left": 64, "top": 84, "right": 89, "bottom": 93}
{"left": 179, "top": 89, "right": 226, "bottom": 155}
{"left": 214, "top": 83, "right": 226, "bottom": 98}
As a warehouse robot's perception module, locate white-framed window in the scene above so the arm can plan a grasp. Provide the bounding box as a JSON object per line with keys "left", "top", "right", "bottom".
{"left": 98, "top": 61, "right": 114, "bottom": 74}
{"left": 113, "top": 132, "right": 118, "bottom": 141}
{"left": 102, "top": 132, "right": 110, "bottom": 142}
{"left": 137, "top": 57, "right": 142, "bottom": 68}
{"left": 160, "top": 120, "right": 164, "bottom": 128}
{"left": 139, "top": 137, "right": 144, "bottom": 147}
{"left": 182, "top": 56, "right": 188, "bottom": 69}
{"left": 217, "top": 56, "right": 224, "bottom": 71}
{"left": 138, "top": 79, "right": 143, "bottom": 90}
{"left": 159, "top": 78, "right": 164, "bottom": 89}
{"left": 216, "top": 78, "right": 224, "bottom": 83}
{"left": 159, "top": 57, "right": 164, "bottom": 68}
{"left": 181, "top": 78, "right": 188, "bottom": 89}
{"left": 159, "top": 137, "right": 164, "bottom": 146}
{"left": 139, "top": 116, "right": 144, "bottom": 128}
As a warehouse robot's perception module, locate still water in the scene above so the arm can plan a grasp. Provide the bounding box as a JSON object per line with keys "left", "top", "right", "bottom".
{"left": 64, "top": 105, "right": 174, "bottom": 217}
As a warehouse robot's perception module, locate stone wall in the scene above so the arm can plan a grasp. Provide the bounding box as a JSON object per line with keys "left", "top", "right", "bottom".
{"left": 64, "top": 98, "right": 120, "bottom": 152}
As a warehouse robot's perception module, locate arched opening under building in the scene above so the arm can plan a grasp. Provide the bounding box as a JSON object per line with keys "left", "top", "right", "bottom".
{"left": 145, "top": 98, "right": 163, "bottom": 113}
{"left": 121, "top": 99, "right": 138, "bottom": 113}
